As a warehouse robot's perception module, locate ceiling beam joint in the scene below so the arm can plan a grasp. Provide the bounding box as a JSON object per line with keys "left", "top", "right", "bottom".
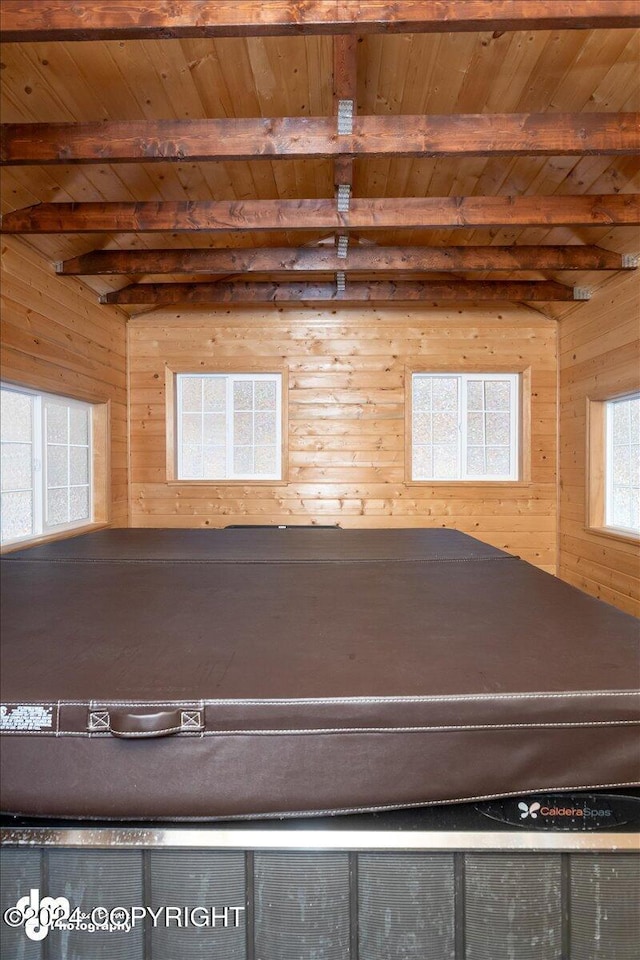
{"left": 337, "top": 100, "right": 354, "bottom": 135}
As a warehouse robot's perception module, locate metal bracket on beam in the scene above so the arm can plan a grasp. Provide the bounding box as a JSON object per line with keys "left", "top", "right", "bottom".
{"left": 622, "top": 253, "right": 639, "bottom": 268}
{"left": 337, "top": 235, "right": 349, "bottom": 259}
{"left": 337, "top": 184, "right": 351, "bottom": 213}
{"left": 337, "top": 99, "right": 354, "bottom": 135}
{"left": 336, "top": 271, "right": 346, "bottom": 294}
{"left": 573, "top": 287, "right": 592, "bottom": 300}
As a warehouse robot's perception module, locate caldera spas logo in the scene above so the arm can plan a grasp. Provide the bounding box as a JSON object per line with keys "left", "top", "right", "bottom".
{"left": 518, "top": 801, "right": 541, "bottom": 819}
{"left": 477, "top": 793, "right": 637, "bottom": 830}
{"left": 517, "top": 800, "right": 613, "bottom": 821}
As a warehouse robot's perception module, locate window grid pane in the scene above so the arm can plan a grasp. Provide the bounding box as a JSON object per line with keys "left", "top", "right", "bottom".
{"left": 465, "top": 378, "right": 513, "bottom": 479}
{"left": 0, "top": 491, "right": 33, "bottom": 542}
{"left": 412, "top": 375, "right": 459, "bottom": 481}
{"left": 44, "top": 402, "right": 91, "bottom": 530}
{"left": 1, "top": 443, "right": 33, "bottom": 494}
{"left": 1, "top": 386, "right": 92, "bottom": 545}
{"left": 413, "top": 374, "right": 517, "bottom": 482}
{"left": 1, "top": 388, "right": 35, "bottom": 540}
{"left": 1, "top": 390, "right": 33, "bottom": 442}
{"left": 607, "top": 396, "right": 640, "bottom": 534}
{"left": 177, "top": 374, "right": 281, "bottom": 481}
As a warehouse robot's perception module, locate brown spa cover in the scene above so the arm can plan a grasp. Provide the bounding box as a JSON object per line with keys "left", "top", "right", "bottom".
{"left": 1, "top": 527, "right": 638, "bottom": 819}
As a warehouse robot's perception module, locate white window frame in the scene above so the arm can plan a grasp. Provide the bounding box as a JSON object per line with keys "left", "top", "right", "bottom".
{"left": 604, "top": 393, "right": 640, "bottom": 538}
{"left": 176, "top": 373, "right": 283, "bottom": 482}
{"left": 411, "top": 372, "right": 519, "bottom": 482}
{"left": 1, "top": 383, "right": 94, "bottom": 546}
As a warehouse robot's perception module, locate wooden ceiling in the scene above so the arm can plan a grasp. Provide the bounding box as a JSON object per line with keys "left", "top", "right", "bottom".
{"left": 1, "top": 0, "right": 639, "bottom": 318}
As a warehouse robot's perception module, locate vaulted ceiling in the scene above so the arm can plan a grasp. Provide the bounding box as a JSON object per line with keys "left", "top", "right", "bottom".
{"left": 1, "top": 0, "right": 639, "bottom": 318}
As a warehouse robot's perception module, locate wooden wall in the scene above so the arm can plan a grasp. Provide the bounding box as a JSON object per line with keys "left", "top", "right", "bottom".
{"left": 5, "top": 237, "right": 638, "bottom": 606}
{"left": 129, "top": 304, "right": 557, "bottom": 571}
{"left": 558, "top": 270, "right": 640, "bottom": 616}
{"left": 0, "top": 238, "right": 129, "bottom": 526}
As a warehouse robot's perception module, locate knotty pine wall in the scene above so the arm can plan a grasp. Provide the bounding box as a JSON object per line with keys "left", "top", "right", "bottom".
{"left": 0, "top": 238, "right": 129, "bottom": 526}
{"left": 129, "top": 305, "right": 557, "bottom": 572}
{"left": 558, "top": 270, "right": 640, "bottom": 616}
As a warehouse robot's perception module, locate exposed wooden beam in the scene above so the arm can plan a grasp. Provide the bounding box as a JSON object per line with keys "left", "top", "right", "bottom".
{"left": 2, "top": 1, "right": 639, "bottom": 42}
{"left": 3, "top": 114, "right": 638, "bottom": 165}
{"left": 3, "top": 196, "right": 638, "bottom": 234}
{"left": 102, "top": 280, "right": 576, "bottom": 306}
{"left": 57, "top": 245, "right": 634, "bottom": 276}
{"left": 333, "top": 35, "right": 358, "bottom": 190}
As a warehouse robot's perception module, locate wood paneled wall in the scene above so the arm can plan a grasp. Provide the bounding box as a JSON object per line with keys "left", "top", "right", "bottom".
{"left": 0, "top": 238, "right": 129, "bottom": 526}
{"left": 129, "top": 304, "right": 557, "bottom": 571}
{"left": 558, "top": 271, "right": 640, "bottom": 615}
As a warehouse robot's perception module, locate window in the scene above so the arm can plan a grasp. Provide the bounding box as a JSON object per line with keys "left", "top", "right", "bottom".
{"left": 1, "top": 385, "right": 93, "bottom": 545}
{"left": 587, "top": 392, "right": 640, "bottom": 540}
{"left": 411, "top": 373, "right": 519, "bottom": 481}
{"left": 176, "top": 373, "right": 283, "bottom": 481}
{"left": 605, "top": 394, "right": 640, "bottom": 535}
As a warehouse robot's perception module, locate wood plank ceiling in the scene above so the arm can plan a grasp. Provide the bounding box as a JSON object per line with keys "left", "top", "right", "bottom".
{"left": 1, "top": 0, "right": 639, "bottom": 318}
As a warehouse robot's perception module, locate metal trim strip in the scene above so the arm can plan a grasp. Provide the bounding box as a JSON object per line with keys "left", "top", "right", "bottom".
{"left": 2, "top": 827, "right": 638, "bottom": 852}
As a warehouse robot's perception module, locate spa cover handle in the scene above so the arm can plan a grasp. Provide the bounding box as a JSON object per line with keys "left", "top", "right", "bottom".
{"left": 108, "top": 709, "right": 185, "bottom": 738}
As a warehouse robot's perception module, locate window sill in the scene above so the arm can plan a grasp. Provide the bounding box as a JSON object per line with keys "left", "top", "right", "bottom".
{"left": 586, "top": 526, "right": 640, "bottom": 547}
{"left": 405, "top": 480, "right": 531, "bottom": 488}
{"left": 166, "top": 479, "right": 289, "bottom": 487}
{"left": 1, "top": 521, "right": 112, "bottom": 555}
